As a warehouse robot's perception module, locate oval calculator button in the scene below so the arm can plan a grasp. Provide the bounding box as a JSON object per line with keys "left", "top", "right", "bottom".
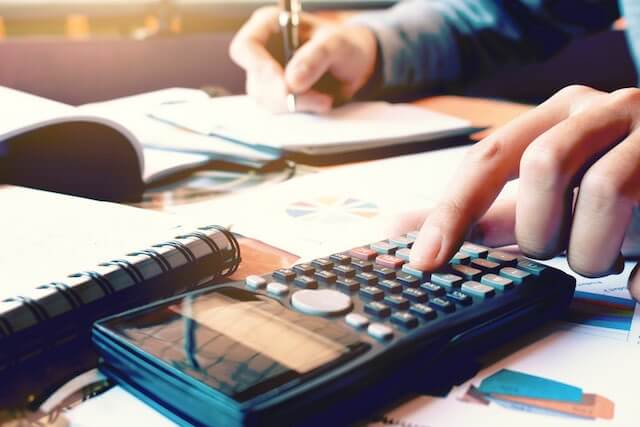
{"left": 291, "top": 289, "right": 352, "bottom": 316}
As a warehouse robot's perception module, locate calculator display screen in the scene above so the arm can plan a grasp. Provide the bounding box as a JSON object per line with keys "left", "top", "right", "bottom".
{"left": 103, "top": 287, "right": 368, "bottom": 402}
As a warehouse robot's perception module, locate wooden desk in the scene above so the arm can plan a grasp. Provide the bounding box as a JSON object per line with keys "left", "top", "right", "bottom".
{"left": 228, "top": 95, "right": 532, "bottom": 280}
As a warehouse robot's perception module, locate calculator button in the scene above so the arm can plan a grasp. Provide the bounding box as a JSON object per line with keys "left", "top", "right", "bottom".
{"left": 315, "top": 270, "right": 337, "bottom": 284}
{"left": 396, "top": 272, "right": 420, "bottom": 288}
{"left": 402, "top": 288, "right": 428, "bottom": 303}
{"left": 470, "top": 258, "right": 500, "bottom": 273}
{"left": 359, "top": 286, "right": 384, "bottom": 301}
{"left": 480, "top": 274, "right": 514, "bottom": 291}
{"left": 376, "top": 255, "right": 405, "bottom": 269}
{"left": 371, "top": 241, "right": 398, "bottom": 255}
{"left": 293, "top": 276, "right": 318, "bottom": 289}
{"left": 350, "top": 247, "right": 377, "bottom": 261}
{"left": 383, "top": 295, "right": 410, "bottom": 310}
{"left": 447, "top": 291, "right": 472, "bottom": 306}
{"left": 460, "top": 242, "right": 489, "bottom": 258}
{"left": 367, "top": 323, "right": 394, "bottom": 341}
{"left": 390, "top": 236, "right": 415, "bottom": 248}
{"left": 351, "top": 259, "right": 374, "bottom": 272}
{"left": 410, "top": 304, "right": 436, "bottom": 320}
{"left": 430, "top": 297, "right": 456, "bottom": 313}
{"left": 245, "top": 275, "right": 267, "bottom": 290}
{"left": 356, "top": 272, "right": 378, "bottom": 286}
{"left": 379, "top": 280, "right": 403, "bottom": 294}
{"left": 273, "top": 269, "right": 296, "bottom": 283}
{"left": 487, "top": 251, "right": 518, "bottom": 266}
{"left": 373, "top": 266, "right": 396, "bottom": 280}
{"left": 345, "top": 313, "right": 369, "bottom": 329}
{"left": 450, "top": 252, "right": 471, "bottom": 265}
{"left": 500, "top": 267, "right": 531, "bottom": 284}
{"left": 333, "top": 265, "right": 356, "bottom": 278}
{"left": 312, "top": 258, "right": 334, "bottom": 270}
{"left": 337, "top": 278, "right": 360, "bottom": 293}
{"left": 267, "top": 282, "right": 289, "bottom": 296}
{"left": 401, "top": 264, "right": 429, "bottom": 280}
{"left": 293, "top": 263, "right": 315, "bottom": 276}
{"left": 391, "top": 312, "right": 419, "bottom": 329}
{"left": 451, "top": 264, "right": 482, "bottom": 281}
{"left": 517, "top": 258, "right": 548, "bottom": 276}
{"left": 430, "top": 273, "right": 463, "bottom": 290}
{"left": 395, "top": 248, "right": 411, "bottom": 262}
{"left": 365, "top": 301, "right": 392, "bottom": 318}
{"left": 406, "top": 230, "right": 420, "bottom": 239}
{"left": 420, "top": 282, "right": 445, "bottom": 296}
{"left": 330, "top": 253, "right": 352, "bottom": 265}
{"left": 291, "top": 289, "right": 352, "bottom": 316}
{"left": 461, "top": 281, "right": 495, "bottom": 299}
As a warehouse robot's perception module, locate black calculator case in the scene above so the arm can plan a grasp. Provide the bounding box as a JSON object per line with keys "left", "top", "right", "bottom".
{"left": 93, "top": 267, "right": 575, "bottom": 427}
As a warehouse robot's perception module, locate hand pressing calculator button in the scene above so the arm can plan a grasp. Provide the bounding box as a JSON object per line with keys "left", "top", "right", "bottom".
{"left": 291, "top": 289, "right": 352, "bottom": 316}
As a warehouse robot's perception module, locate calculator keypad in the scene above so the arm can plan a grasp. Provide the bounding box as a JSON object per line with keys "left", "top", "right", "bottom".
{"left": 251, "top": 233, "right": 551, "bottom": 344}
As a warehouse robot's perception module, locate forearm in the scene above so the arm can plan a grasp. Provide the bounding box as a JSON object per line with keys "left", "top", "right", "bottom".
{"left": 351, "top": 0, "right": 619, "bottom": 100}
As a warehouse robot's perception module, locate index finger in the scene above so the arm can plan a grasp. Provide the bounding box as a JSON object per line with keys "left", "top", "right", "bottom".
{"left": 229, "top": 7, "right": 282, "bottom": 73}
{"left": 409, "top": 85, "right": 602, "bottom": 270}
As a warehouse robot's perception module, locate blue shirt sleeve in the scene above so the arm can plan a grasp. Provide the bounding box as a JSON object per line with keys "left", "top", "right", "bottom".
{"left": 349, "top": 0, "right": 620, "bottom": 100}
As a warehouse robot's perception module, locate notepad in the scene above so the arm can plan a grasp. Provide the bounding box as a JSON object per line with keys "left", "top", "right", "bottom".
{"left": 0, "top": 185, "right": 240, "bottom": 366}
{"left": 149, "top": 96, "right": 474, "bottom": 156}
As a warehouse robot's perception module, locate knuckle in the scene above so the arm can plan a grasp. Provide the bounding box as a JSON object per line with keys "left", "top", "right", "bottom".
{"left": 465, "top": 137, "right": 504, "bottom": 166}
{"left": 251, "top": 6, "right": 278, "bottom": 21}
{"left": 519, "top": 144, "right": 566, "bottom": 190}
{"left": 609, "top": 87, "right": 640, "bottom": 108}
{"left": 554, "top": 84, "right": 595, "bottom": 101}
{"left": 580, "top": 170, "right": 624, "bottom": 207}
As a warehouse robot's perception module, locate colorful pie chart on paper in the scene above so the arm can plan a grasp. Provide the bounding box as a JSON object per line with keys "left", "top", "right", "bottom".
{"left": 285, "top": 197, "right": 379, "bottom": 223}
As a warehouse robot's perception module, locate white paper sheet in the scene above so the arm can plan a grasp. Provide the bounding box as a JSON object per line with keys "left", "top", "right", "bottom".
{"left": 0, "top": 186, "right": 180, "bottom": 300}
{"left": 80, "top": 90, "right": 276, "bottom": 162}
{"left": 172, "top": 146, "right": 475, "bottom": 259}
{"left": 368, "top": 329, "right": 640, "bottom": 427}
{"left": 149, "top": 95, "right": 472, "bottom": 152}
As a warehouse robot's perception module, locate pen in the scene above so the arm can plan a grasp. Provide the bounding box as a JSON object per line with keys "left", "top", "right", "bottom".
{"left": 279, "top": 0, "right": 301, "bottom": 113}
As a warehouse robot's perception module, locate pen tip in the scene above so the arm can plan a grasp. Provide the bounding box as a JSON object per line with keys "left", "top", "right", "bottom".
{"left": 287, "top": 94, "right": 297, "bottom": 113}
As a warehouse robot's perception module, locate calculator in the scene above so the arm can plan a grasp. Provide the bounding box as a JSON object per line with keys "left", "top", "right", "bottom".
{"left": 92, "top": 233, "right": 576, "bottom": 427}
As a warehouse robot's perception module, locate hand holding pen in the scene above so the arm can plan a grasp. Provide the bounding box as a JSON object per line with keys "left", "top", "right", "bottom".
{"left": 229, "top": 5, "right": 378, "bottom": 114}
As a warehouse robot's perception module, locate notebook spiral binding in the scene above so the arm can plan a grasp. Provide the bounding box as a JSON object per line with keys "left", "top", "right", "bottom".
{"left": 0, "top": 225, "right": 240, "bottom": 340}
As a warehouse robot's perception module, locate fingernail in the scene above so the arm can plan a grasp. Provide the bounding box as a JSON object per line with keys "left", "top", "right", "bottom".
{"left": 410, "top": 225, "right": 442, "bottom": 267}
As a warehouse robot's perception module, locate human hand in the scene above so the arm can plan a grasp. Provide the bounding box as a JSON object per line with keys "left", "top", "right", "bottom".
{"left": 229, "top": 6, "right": 377, "bottom": 113}
{"left": 391, "top": 85, "right": 640, "bottom": 300}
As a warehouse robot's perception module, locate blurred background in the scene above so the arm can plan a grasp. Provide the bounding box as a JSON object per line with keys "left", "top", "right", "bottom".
{"left": 0, "top": 0, "right": 635, "bottom": 105}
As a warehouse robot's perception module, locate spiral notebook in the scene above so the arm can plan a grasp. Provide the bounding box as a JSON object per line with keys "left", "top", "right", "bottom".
{"left": 0, "top": 186, "right": 241, "bottom": 367}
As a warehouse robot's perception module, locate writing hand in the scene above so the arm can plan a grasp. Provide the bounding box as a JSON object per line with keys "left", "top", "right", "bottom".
{"left": 229, "top": 7, "right": 378, "bottom": 113}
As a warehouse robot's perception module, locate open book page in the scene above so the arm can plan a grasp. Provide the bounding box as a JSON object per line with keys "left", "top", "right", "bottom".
{"left": 1, "top": 86, "right": 74, "bottom": 136}
{"left": 80, "top": 90, "right": 277, "bottom": 162}
{"left": 148, "top": 95, "right": 473, "bottom": 152}
{"left": 0, "top": 186, "right": 184, "bottom": 300}
{"left": 0, "top": 86, "right": 146, "bottom": 173}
